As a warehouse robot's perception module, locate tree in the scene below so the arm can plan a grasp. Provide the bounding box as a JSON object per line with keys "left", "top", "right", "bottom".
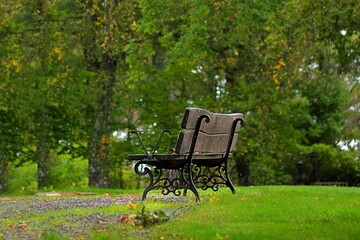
{"left": 0, "top": 0, "right": 358, "bottom": 191}
{"left": 0, "top": 0, "right": 94, "bottom": 190}
{"left": 77, "top": 0, "right": 140, "bottom": 188}
{"left": 126, "top": 0, "right": 359, "bottom": 185}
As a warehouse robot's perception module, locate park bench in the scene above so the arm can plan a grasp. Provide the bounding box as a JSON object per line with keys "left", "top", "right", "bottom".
{"left": 128, "top": 107, "right": 245, "bottom": 201}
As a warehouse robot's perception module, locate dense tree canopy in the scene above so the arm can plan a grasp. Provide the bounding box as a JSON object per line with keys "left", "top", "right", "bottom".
{"left": 0, "top": 0, "right": 359, "bottom": 192}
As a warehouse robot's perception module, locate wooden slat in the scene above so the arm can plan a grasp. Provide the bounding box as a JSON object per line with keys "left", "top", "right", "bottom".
{"left": 128, "top": 153, "right": 231, "bottom": 161}
{"left": 181, "top": 107, "right": 244, "bottom": 134}
{"left": 175, "top": 130, "right": 238, "bottom": 154}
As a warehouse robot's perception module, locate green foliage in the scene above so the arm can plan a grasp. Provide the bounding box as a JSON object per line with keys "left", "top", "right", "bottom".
{"left": 4, "top": 155, "right": 88, "bottom": 195}
{"left": 5, "top": 162, "right": 37, "bottom": 195}
{"left": 132, "top": 206, "right": 170, "bottom": 227}
{"left": 46, "top": 155, "right": 88, "bottom": 190}
{"left": 309, "top": 144, "right": 360, "bottom": 184}
{"left": 0, "top": 0, "right": 358, "bottom": 190}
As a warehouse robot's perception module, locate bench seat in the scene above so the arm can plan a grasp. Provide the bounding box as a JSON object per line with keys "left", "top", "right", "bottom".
{"left": 128, "top": 153, "right": 232, "bottom": 168}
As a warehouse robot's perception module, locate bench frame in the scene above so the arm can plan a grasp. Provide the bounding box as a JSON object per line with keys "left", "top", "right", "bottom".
{"left": 128, "top": 108, "right": 245, "bottom": 201}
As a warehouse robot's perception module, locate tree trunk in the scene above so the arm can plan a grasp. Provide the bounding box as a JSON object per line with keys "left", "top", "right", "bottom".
{"left": 37, "top": 134, "right": 51, "bottom": 189}
{"left": 88, "top": 68, "right": 115, "bottom": 188}
{"left": 236, "top": 158, "right": 251, "bottom": 186}
{"left": 85, "top": 1, "right": 118, "bottom": 188}
{"left": 0, "top": 153, "right": 8, "bottom": 192}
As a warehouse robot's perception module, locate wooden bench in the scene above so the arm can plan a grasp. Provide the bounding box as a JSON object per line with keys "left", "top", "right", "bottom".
{"left": 128, "top": 107, "right": 245, "bottom": 201}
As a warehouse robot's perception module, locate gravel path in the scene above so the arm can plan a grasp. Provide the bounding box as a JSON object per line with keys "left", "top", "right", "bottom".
{"left": 0, "top": 194, "right": 187, "bottom": 239}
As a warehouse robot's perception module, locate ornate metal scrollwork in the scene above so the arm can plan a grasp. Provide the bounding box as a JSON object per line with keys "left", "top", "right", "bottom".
{"left": 161, "top": 177, "right": 182, "bottom": 196}
{"left": 134, "top": 159, "right": 234, "bottom": 200}
{"left": 134, "top": 161, "right": 186, "bottom": 200}
{"left": 192, "top": 162, "right": 235, "bottom": 193}
{"left": 134, "top": 161, "right": 151, "bottom": 176}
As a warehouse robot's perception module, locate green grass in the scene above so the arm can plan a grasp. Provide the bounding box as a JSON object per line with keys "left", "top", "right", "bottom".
{"left": 1, "top": 186, "right": 359, "bottom": 239}
{"left": 148, "top": 186, "right": 360, "bottom": 240}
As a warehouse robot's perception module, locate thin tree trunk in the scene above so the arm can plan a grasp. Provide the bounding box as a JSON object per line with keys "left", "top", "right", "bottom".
{"left": 0, "top": 153, "right": 8, "bottom": 191}
{"left": 37, "top": 134, "right": 51, "bottom": 189}
{"left": 236, "top": 158, "right": 251, "bottom": 186}
{"left": 35, "top": 0, "right": 52, "bottom": 190}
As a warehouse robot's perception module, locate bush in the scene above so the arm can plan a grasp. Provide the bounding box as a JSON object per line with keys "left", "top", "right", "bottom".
{"left": 46, "top": 155, "right": 88, "bottom": 190}
{"left": 6, "top": 162, "right": 37, "bottom": 195}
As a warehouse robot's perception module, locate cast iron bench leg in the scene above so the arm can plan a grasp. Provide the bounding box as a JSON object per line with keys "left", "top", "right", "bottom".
{"left": 182, "top": 167, "right": 200, "bottom": 201}
{"left": 224, "top": 161, "right": 236, "bottom": 194}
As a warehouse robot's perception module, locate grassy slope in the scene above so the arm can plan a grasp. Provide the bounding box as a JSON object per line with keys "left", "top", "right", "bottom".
{"left": 148, "top": 186, "right": 360, "bottom": 240}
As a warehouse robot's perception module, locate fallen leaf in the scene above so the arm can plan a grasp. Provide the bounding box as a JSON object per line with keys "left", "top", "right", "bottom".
{"left": 182, "top": 215, "right": 190, "bottom": 220}
{"left": 126, "top": 202, "right": 138, "bottom": 209}
{"left": 119, "top": 215, "right": 128, "bottom": 224}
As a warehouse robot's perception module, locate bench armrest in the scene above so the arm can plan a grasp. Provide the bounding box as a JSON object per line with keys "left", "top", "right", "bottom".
{"left": 128, "top": 130, "right": 149, "bottom": 157}
{"left": 128, "top": 129, "right": 171, "bottom": 158}
{"left": 151, "top": 129, "right": 171, "bottom": 156}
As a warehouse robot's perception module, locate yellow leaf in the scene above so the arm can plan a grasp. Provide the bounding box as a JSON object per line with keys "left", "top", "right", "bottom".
{"left": 126, "top": 202, "right": 138, "bottom": 209}
{"left": 131, "top": 21, "right": 137, "bottom": 31}
{"left": 182, "top": 215, "right": 190, "bottom": 220}
{"left": 211, "top": 194, "right": 217, "bottom": 201}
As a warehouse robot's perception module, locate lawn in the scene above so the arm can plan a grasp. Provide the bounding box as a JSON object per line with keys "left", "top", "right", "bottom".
{"left": 1, "top": 186, "right": 359, "bottom": 239}
{"left": 149, "top": 186, "right": 360, "bottom": 240}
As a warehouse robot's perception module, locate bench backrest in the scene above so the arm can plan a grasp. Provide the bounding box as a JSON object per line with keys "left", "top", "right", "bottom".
{"left": 175, "top": 108, "right": 244, "bottom": 155}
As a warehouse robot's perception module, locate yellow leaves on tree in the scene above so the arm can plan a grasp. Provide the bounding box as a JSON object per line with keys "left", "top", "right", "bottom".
{"left": 46, "top": 73, "right": 66, "bottom": 91}
{"left": 272, "top": 58, "right": 286, "bottom": 86}
{"left": 92, "top": 3, "right": 101, "bottom": 12}
{"left": 9, "top": 60, "right": 22, "bottom": 73}
{"left": 53, "top": 47, "right": 64, "bottom": 61}
{"left": 100, "top": 35, "right": 110, "bottom": 53}
{"left": 98, "top": 134, "right": 110, "bottom": 159}
{"left": 131, "top": 21, "right": 137, "bottom": 31}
